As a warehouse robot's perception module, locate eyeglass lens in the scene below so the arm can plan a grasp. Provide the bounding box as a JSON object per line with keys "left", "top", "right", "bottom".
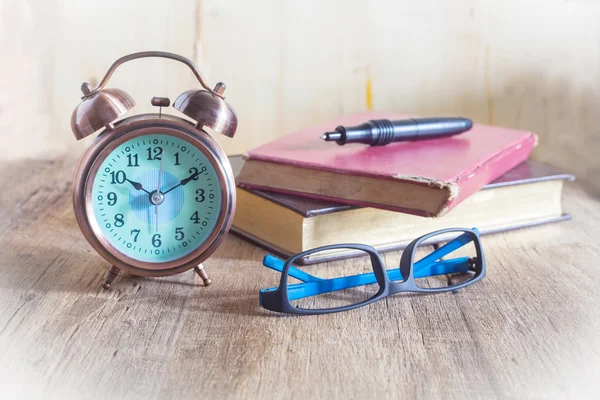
{"left": 411, "top": 230, "right": 478, "bottom": 289}
{"left": 287, "top": 248, "right": 380, "bottom": 310}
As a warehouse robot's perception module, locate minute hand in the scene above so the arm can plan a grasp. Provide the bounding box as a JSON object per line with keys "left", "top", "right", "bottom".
{"left": 162, "top": 171, "right": 201, "bottom": 195}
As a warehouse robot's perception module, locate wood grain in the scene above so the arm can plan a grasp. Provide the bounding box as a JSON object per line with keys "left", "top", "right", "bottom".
{"left": 0, "top": 156, "right": 599, "bottom": 399}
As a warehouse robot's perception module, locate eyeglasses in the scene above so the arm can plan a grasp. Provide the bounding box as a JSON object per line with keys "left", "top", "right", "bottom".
{"left": 259, "top": 228, "right": 486, "bottom": 315}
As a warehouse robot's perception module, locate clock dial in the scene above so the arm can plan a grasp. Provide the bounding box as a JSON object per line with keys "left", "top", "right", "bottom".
{"left": 90, "top": 133, "right": 222, "bottom": 263}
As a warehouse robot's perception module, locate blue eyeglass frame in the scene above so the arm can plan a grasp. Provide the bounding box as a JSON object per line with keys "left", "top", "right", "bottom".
{"left": 259, "top": 227, "right": 486, "bottom": 315}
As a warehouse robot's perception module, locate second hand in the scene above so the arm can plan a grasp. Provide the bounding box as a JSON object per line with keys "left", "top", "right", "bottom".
{"left": 155, "top": 155, "right": 164, "bottom": 233}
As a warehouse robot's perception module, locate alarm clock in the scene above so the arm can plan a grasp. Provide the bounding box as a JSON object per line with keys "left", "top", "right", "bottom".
{"left": 71, "top": 51, "right": 237, "bottom": 289}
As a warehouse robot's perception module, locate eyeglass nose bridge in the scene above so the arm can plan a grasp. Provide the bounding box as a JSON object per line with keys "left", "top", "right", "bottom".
{"left": 399, "top": 240, "right": 417, "bottom": 282}
{"left": 367, "top": 249, "right": 390, "bottom": 288}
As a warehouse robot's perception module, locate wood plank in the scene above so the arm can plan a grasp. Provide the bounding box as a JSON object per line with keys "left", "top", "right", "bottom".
{"left": 0, "top": 156, "right": 599, "bottom": 398}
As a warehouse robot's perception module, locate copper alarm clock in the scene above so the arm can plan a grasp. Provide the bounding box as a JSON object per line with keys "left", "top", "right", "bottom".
{"left": 71, "top": 51, "right": 237, "bottom": 289}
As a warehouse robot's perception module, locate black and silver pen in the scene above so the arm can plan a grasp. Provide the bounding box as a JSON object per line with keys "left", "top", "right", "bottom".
{"left": 321, "top": 117, "right": 473, "bottom": 146}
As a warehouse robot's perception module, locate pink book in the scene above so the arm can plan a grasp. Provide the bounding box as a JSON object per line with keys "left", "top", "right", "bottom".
{"left": 236, "top": 112, "right": 537, "bottom": 217}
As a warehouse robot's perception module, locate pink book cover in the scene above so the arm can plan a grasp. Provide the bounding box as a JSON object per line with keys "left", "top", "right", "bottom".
{"left": 240, "top": 112, "right": 538, "bottom": 217}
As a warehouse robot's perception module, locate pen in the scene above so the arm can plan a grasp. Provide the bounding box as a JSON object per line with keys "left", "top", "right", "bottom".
{"left": 321, "top": 117, "right": 473, "bottom": 146}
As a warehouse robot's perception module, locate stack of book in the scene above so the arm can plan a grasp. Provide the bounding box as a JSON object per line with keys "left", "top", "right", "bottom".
{"left": 233, "top": 112, "right": 573, "bottom": 264}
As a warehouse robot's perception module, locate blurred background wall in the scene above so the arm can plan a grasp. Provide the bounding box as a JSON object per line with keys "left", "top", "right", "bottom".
{"left": 1, "top": 0, "right": 599, "bottom": 192}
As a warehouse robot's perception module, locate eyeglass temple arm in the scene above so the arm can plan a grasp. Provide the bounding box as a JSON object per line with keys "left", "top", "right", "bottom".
{"left": 263, "top": 229, "right": 478, "bottom": 283}
{"left": 284, "top": 257, "right": 471, "bottom": 301}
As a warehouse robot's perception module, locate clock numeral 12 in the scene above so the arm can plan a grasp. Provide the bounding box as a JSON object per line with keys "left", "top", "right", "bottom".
{"left": 146, "top": 146, "right": 163, "bottom": 160}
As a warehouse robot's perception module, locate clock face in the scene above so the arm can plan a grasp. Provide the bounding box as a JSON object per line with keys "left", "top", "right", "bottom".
{"left": 89, "top": 133, "right": 222, "bottom": 263}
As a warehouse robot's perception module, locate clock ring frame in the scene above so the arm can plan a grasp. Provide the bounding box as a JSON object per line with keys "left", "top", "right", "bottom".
{"left": 72, "top": 114, "right": 236, "bottom": 277}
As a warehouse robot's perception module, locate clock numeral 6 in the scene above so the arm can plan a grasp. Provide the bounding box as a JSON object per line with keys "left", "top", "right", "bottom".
{"left": 130, "top": 229, "right": 140, "bottom": 242}
{"left": 107, "top": 192, "right": 117, "bottom": 206}
{"left": 175, "top": 227, "right": 185, "bottom": 241}
{"left": 114, "top": 213, "right": 124, "bottom": 227}
{"left": 195, "top": 189, "right": 205, "bottom": 202}
{"left": 152, "top": 233, "right": 162, "bottom": 248}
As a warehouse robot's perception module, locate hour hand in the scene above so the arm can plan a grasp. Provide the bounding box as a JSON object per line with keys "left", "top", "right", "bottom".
{"left": 126, "top": 177, "right": 151, "bottom": 194}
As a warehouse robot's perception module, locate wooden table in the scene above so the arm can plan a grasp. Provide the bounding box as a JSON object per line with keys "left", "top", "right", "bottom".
{"left": 1, "top": 156, "right": 599, "bottom": 399}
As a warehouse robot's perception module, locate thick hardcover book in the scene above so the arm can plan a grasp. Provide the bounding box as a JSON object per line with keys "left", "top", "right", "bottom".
{"left": 232, "top": 160, "right": 573, "bottom": 264}
{"left": 236, "top": 112, "right": 537, "bottom": 217}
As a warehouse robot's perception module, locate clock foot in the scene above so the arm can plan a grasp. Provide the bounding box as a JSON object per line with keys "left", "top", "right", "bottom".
{"left": 194, "top": 264, "right": 212, "bottom": 286}
{"left": 101, "top": 265, "right": 121, "bottom": 289}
